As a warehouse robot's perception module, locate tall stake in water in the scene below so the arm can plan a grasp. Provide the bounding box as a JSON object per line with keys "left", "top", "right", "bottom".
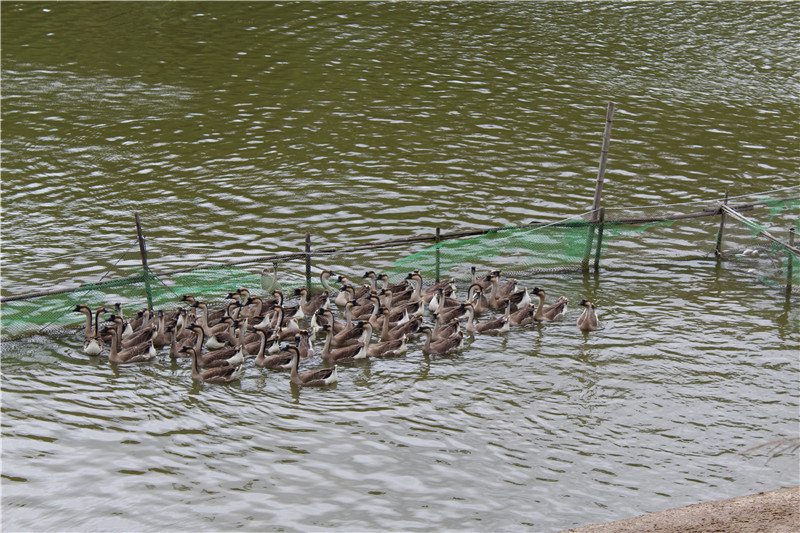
{"left": 135, "top": 212, "right": 153, "bottom": 310}
{"left": 584, "top": 102, "right": 615, "bottom": 270}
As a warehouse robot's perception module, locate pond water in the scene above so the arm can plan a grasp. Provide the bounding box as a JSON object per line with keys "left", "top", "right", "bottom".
{"left": 2, "top": 2, "right": 798, "bottom": 531}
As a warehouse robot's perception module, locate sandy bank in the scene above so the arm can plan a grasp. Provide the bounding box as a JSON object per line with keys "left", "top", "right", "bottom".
{"left": 559, "top": 486, "right": 799, "bottom": 533}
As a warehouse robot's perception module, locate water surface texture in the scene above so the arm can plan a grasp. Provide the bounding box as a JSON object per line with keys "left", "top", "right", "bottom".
{"left": 2, "top": 2, "right": 798, "bottom": 532}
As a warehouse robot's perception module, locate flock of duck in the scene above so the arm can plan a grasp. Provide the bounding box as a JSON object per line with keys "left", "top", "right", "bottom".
{"left": 73, "top": 268, "right": 599, "bottom": 387}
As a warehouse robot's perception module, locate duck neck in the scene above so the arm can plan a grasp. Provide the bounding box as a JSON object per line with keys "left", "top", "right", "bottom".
{"left": 320, "top": 271, "right": 332, "bottom": 291}
{"left": 197, "top": 304, "right": 212, "bottom": 335}
{"left": 169, "top": 327, "right": 178, "bottom": 358}
{"left": 254, "top": 331, "right": 268, "bottom": 364}
{"left": 410, "top": 277, "right": 423, "bottom": 303}
{"left": 189, "top": 349, "right": 201, "bottom": 379}
{"left": 93, "top": 309, "right": 104, "bottom": 338}
{"left": 80, "top": 308, "right": 93, "bottom": 338}
{"left": 343, "top": 304, "right": 354, "bottom": 328}
{"left": 534, "top": 291, "right": 545, "bottom": 319}
{"left": 380, "top": 311, "right": 392, "bottom": 338}
{"left": 289, "top": 350, "right": 300, "bottom": 380}
{"left": 321, "top": 327, "right": 333, "bottom": 359}
{"left": 109, "top": 327, "right": 120, "bottom": 363}
{"left": 192, "top": 327, "right": 205, "bottom": 353}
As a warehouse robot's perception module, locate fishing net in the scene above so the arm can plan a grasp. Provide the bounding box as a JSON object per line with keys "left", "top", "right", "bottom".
{"left": 2, "top": 189, "right": 798, "bottom": 340}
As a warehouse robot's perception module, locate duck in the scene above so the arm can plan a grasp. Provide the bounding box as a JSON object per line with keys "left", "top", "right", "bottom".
{"left": 368, "top": 305, "right": 402, "bottom": 331}
{"left": 338, "top": 276, "right": 373, "bottom": 303}
{"left": 509, "top": 301, "right": 537, "bottom": 327}
{"left": 406, "top": 271, "right": 456, "bottom": 304}
{"left": 471, "top": 266, "right": 494, "bottom": 291}
{"left": 431, "top": 314, "right": 461, "bottom": 342}
{"left": 486, "top": 271, "right": 524, "bottom": 310}
{"left": 74, "top": 304, "right": 105, "bottom": 356}
{"left": 168, "top": 322, "right": 203, "bottom": 359}
{"left": 150, "top": 310, "right": 172, "bottom": 350}
{"left": 123, "top": 306, "right": 151, "bottom": 336}
{"left": 270, "top": 290, "right": 302, "bottom": 321}
{"left": 294, "top": 287, "right": 330, "bottom": 317}
{"left": 381, "top": 289, "right": 424, "bottom": 320}
{"left": 377, "top": 272, "right": 412, "bottom": 295}
{"left": 418, "top": 326, "right": 465, "bottom": 356}
{"left": 239, "top": 295, "right": 267, "bottom": 322}
{"left": 428, "top": 287, "right": 461, "bottom": 314}
{"left": 195, "top": 343, "right": 244, "bottom": 369}
{"left": 261, "top": 262, "right": 282, "bottom": 293}
{"left": 334, "top": 282, "right": 354, "bottom": 307}
{"left": 184, "top": 346, "right": 244, "bottom": 384}
{"left": 88, "top": 306, "right": 108, "bottom": 355}
{"left": 507, "top": 286, "right": 531, "bottom": 313}
{"left": 331, "top": 318, "right": 369, "bottom": 348}
{"left": 191, "top": 300, "right": 240, "bottom": 349}
{"left": 287, "top": 346, "right": 338, "bottom": 387}
{"left": 108, "top": 316, "right": 157, "bottom": 364}
{"left": 260, "top": 307, "right": 301, "bottom": 343}
{"left": 379, "top": 309, "right": 421, "bottom": 342}
{"left": 254, "top": 332, "right": 297, "bottom": 369}
{"left": 489, "top": 271, "right": 518, "bottom": 301}
{"left": 112, "top": 302, "right": 135, "bottom": 339}
{"left": 367, "top": 333, "right": 408, "bottom": 359}
{"left": 363, "top": 270, "right": 379, "bottom": 291}
{"left": 465, "top": 300, "right": 510, "bottom": 335}
{"left": 193, "top": 322, "right": 246, "bottom": 368}
{"left": 197, "top": 299, "right": 241, "bottom": 327}
{"left": 203, "top": 315, "right": 238, "bottom": 351}
{"left": 242, "top": 325, "right": 271, "bottom": 356}
{"left": 227, "top": 287, "right": 250, "bottom": 304}
{"left": 319, "top": 324, "right": 368, "bottom": 363}
{"left": 335, "top": 279, "right": 372, "bottom": 307}
{"left": 319, "top": 269, "right": 338, "bottom": 293}
{"left": 532, "top": 287, "right": 568, "bottom": 322}
{"left": 466, "top": 283, "right": 490, "bottom": 314}
{"left": 576, "top": 299, "right": 599, "bottom": 332}
{"left": 312, "top": 307, "right": 346, "bottom": 337}
{"left": 435, "top": 302, "right": 470, "bottom": 324}
{"left": 121, "top": 312, "right": 163, "bottom": 349}
{"left": 349, "top": 294, "right": 380, "bottom": 322}
{"left": 296, "top": 329, "right": 314, "bottom": 360}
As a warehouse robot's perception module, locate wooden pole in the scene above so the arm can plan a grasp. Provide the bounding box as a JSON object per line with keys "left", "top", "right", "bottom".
{"left": 584, "top": 102, "right": 615, "bottom": 270}
{"left": 715, "top": 190, "right": 729, "bottom": 258}
{"left": 435, "top": 227, "right": 441, "bottom": 284}
{"left": 788, "top": 226, "right": 796, "bottom": 293}
{"left": 591, "top": 101, "right": 615, "bottom": 222}
{"left": 134, "top": 212, "right": 153, "bottom": 309}
{"left": 593, "top": 207, "right": 606, "bottom": 271}
{"left": 305, "top": 233, "right": 312, "bottom": 291}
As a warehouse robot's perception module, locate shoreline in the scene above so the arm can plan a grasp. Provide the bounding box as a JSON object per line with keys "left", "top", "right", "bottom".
{"left": 559, "top": 486, "right": 799, "bottom": 533}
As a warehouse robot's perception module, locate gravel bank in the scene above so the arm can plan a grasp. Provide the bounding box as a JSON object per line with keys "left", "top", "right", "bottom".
{"left": 559, "top": 486, "right": 799, "bottom": 533}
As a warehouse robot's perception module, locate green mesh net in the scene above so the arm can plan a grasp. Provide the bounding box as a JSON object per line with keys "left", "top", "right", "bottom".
{"left": 2, "top": 191, "right": 798, "bottom": 340}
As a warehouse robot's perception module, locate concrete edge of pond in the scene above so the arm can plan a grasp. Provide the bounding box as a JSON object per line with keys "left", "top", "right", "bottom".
{"left": 558, "top": 485, "right": 799, "bottom": 533}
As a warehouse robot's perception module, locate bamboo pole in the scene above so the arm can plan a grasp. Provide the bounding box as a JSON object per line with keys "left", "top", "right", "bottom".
{"left": 593, "top": 207, "right": 606, "bottom": 271}
{"left": 584, "top": 102, "right": 615, "bottom": 270}
{"left": 715, "top": 191, "right": 729, "bottom": 258}
{"left": 435, "top": 227, "right": 441, "bottom": 284}
{"left": 788, "top": 226, "right": 795, "bottom": 293}
{"left": 134, "top": 212, "right": 153, "bottom": 310}
{"left": 720, "top": 204, "right": 800, "bottom": 256}
{"left": 305, "top": 233, "right": 312, "bottom": 291}
{"left": 591, "top": 101, "right": 615, "bottom": 222}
